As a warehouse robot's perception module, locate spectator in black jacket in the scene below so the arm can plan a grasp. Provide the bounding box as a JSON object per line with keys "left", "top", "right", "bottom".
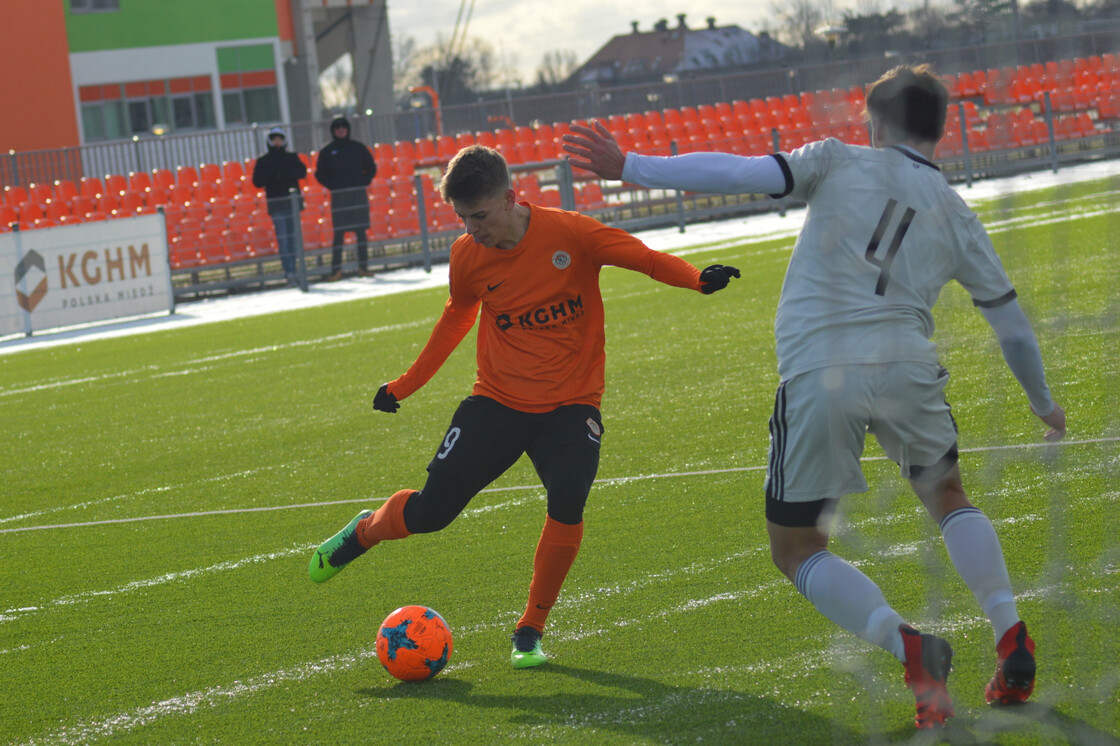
{"left": 252, "top": 127, "right": 307, "bottom": 285}
{"left": 315, "top": 116, "right": 377, "bottom": 280}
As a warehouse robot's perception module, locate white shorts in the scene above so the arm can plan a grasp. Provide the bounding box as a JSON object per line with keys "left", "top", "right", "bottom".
{"left": 764, "top": 362, "right": 959, "bottom": 504}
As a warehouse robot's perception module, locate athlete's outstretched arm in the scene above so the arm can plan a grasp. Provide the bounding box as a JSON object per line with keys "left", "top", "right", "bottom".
{"left": 563, "top": 121, "right": 786, "bottom": 195}
{"left": 978, "top": 299, "right": 1066, "bottom": 441}
{"left": 373, "top": 295, "right": 480, "bottom": 413}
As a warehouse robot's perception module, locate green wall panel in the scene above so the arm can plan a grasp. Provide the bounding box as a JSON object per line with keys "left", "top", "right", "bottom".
{"left": 217, "top": 43, "right": 275, "bottom": 73}
{"left": 66, "top": 1, "right": 279, "bottom": 51}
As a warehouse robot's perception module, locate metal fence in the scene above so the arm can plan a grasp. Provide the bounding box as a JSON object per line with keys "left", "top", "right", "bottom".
{"left": 4, "top": 29, "right": 1119, "bottom": 190}
{"left": 162, "top": 108, "right": 1119, "bottom": 301}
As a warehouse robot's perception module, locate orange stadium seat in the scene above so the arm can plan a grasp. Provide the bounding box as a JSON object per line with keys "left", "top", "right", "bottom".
{"left": 3, "top": 185, "right": 29, "bottom": 206}
{"left": 199, "top": 163, "right": 221, "bottom": 184}
{"left": 79, "top": 176, "right": 103, "bottom": 200}
{"left": 475, "top": 130, "right": 498, "bottom": 150}
{"left": 436, "top": 135, "right": 458, "bottom": 162}
{"left": 29, "top": 183, "right": 53, "bottom": 205}
{"left": 54, "top": 179, "right": 78, "bottom": 204}
{"left": 221, "top": 160, "right": 244, "bottom": 183}
{"left": 96, "top": 192, "right": 119, "bottom": 214}
{"left": 176, "top": 165, "right": 199, "bottom": 188}
{"left": 129, "top": 171, "right": 152, "bottom": 194}
{"left": 146, "top": 188, "right": 170, "bottom": 209}
{"left": 118, "top": 191, "right": 145, "bottom": 215}
{"left": 216, "top": 179, "right": 240, "bottom": 201}
{"left": 105, "top": 173, "right": 128, "bottom": 196}
{"left": 194, "top": 182, "right": 217, "bottom": 203}
{"left": 71, "top": 195, "right": 95, "bottom": 218}
{"left": 169, "top": 237, "right": 203, "bottom": 270}
{"left": 415, "top": 138, "right": 438, "bottom": 165}
{"left": 18, "top": 201, "right": 44, "bottom": 222}
{"left": 169, "top": 183, "right": 193, "bottom": 206}
{"left": 149, "top": 168, "right": 173, "bottom": 192}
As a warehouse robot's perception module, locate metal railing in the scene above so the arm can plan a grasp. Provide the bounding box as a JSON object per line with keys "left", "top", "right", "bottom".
{"left": 158, "top": 109, "right": 1118, "bottom": 301}
{"left": 3, "top": 29, "right": 1118, "bottom": 189}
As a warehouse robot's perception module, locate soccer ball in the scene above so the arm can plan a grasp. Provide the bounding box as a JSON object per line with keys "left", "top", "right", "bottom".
{"left": 376, "top": 605, "right": 454, "bottom": 681}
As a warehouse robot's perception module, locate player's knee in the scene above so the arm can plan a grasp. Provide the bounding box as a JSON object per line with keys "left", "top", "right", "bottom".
{"left": 767, "top": 532, "right": 801, "bottom": 581}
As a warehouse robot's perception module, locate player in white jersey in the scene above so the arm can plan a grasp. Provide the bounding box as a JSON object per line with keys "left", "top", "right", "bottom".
{"left": 563, "top": 64, "right": 1066, "bottom": 730}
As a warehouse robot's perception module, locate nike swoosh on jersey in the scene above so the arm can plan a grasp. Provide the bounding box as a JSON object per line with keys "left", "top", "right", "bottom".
{"left": 487, "top": 280, "right": 506, "bottom": 291}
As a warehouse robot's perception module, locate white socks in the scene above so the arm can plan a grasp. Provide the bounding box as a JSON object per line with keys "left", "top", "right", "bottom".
{"left": 940, "top": 507, "right": 1019, "bottom": 642}
{"left": 795, "top": 550, "right": 906, "bottom": 662}
{"left": 792, "top": 507, "right": 1019, "bottom": 660}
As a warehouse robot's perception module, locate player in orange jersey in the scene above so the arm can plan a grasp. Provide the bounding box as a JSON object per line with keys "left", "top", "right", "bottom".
{"left": 309, "top": 144, "right": 739, "bottom": 668}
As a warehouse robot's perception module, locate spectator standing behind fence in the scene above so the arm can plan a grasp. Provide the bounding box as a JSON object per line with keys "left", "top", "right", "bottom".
{"left": 315, "top": 115, "right": 377, "bottom": 281}
{"left": 252, "top": 127, "right": 307, "bottom": 286}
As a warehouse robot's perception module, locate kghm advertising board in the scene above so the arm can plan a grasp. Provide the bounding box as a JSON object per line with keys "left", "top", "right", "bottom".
{"left": 0, "top": 214, "right": 173, "bottom": 337}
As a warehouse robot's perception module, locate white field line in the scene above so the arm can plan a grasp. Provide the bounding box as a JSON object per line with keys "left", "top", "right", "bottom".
{"left": 19, "top": 647, "right": 379, "bottom": 746}
{"left": 0, "top": 320, "right": 429, "bottom": 398}
{"left": 0, "top": 465, "right": 288, "bottom": 526}
{"left": 15, "top": 525, "right": 1070, "bottom": 746}
{"left": 0, "top": 543, "right": 314, "bottom": 625}
{"left": 2, "top": 436, "right": 1115, "bottom": 536}
{"left": 0, "top": 497, "right": 1041, "bottom": 635}
{"left": 2, "top": 193, "right": 1115, "bottom": 400}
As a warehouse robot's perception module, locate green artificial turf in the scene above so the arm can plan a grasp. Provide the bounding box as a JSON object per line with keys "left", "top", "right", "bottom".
{"left": 1, "top": 176, "right": 1117, "bottom": 745}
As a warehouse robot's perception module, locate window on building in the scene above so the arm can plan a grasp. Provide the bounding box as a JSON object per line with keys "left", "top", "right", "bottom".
{"left": 80, "top": 105, "right": 106, "bottom": 142}
{"left": 194, "top": 92, "right": 215, "bottom": 129}
{"left": 78, "top": 78, "right": 215, "bottom": 142}
{"left": 70, "top": 0, "right": 120, "bottom": 12}
{"left": 243, "top": 88, "right": 281, "bottom": 123}
{"left": 222, "top": 88, "right": 280, "bottom": 125}
{"left": 222, "top": 93, "right": 245, "bottom": 125}
{"left": 127, "top": 100, "right": 150, "bottom": 135}
{"left": 218, "top": 44, "right": 281, "bottom": 125}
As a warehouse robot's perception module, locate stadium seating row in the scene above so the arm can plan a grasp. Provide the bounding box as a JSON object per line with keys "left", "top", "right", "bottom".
{"left": 4, "top": 54, "right": 1116, "bottom": 272}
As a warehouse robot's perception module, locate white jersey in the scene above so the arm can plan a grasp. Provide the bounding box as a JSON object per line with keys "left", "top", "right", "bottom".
{"left": 770, "top": 138, "right": 1015, "bottom": 379}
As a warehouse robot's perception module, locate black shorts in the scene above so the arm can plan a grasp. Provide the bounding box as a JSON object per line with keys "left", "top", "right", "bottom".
{"left": 422, "top": 396, "right": 604, "bottom": 525}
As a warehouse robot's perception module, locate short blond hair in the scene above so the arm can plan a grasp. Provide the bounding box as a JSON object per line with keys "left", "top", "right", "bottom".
{"left": 440, "top": 145, "right": 510, "bottom": 204}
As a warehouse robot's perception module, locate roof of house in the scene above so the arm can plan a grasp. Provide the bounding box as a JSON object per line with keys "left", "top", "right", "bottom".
{"left": 572, "top": 15, "right": 787, "bottom": 86}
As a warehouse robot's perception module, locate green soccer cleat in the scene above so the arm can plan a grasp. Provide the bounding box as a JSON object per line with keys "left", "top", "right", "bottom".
{"left": 308, "top": 509, "right": 373, "bottom": 583}
{"left": 510, "top": 626, "right": 547, "bottom": 669}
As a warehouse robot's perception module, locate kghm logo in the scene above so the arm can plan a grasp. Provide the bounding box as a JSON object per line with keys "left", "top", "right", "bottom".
{"left": 495, "top": 294, "right": 584, "bottom": 331}
{"left": 14, "top": 250, "right": 47, "bottom": 312}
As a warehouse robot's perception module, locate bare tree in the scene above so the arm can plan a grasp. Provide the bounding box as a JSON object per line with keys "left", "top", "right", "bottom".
{"left": 770, "top": 0, "right": 837, "bottom": 48}
{"left": 393, "top": 35, "right": 418, "bottom": 93}
{"left": 321, "top": 53, "right": 357, "bottom": 110}
{"left": 394, "top": 33, "right": 499, "bottom": 101}
{"left": 535, "top": 49, "right": 579, "bottom": 87}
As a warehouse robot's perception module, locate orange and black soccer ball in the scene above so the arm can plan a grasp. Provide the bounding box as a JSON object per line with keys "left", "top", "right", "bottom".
{"left": 376, "top": 605, "right": 453, "bottom": 681}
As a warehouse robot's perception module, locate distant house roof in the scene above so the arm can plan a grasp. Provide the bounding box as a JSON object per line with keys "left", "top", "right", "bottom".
{"left": 572, "top": 14, "right": 788, "bottom": 86}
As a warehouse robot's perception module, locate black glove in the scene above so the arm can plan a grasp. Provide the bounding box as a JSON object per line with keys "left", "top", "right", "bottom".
{"left": 699, "top": 264, "right": 741, "bottom": 294}
{"left": 373, "top": 383, "right": 400, "bottom": 413}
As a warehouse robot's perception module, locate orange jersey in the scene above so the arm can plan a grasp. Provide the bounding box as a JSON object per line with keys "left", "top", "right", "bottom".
{"left": 386, "top": 204, "right": 703, "bottom": 412}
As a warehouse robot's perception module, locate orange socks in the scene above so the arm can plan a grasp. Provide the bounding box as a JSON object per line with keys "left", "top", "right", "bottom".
{"left": 518, "top": 516, "right": 584, "bottom": 633}
{"left": 357, "top": 489, "right": 415, "bottom": 548}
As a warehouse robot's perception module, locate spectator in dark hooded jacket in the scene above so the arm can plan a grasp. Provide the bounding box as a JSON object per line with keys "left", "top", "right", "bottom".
{"left": 252, "top": 126, "right": 307, "bottom": 284}
{"left": 315, "top": 115, "right": 377, "bottom": 280}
